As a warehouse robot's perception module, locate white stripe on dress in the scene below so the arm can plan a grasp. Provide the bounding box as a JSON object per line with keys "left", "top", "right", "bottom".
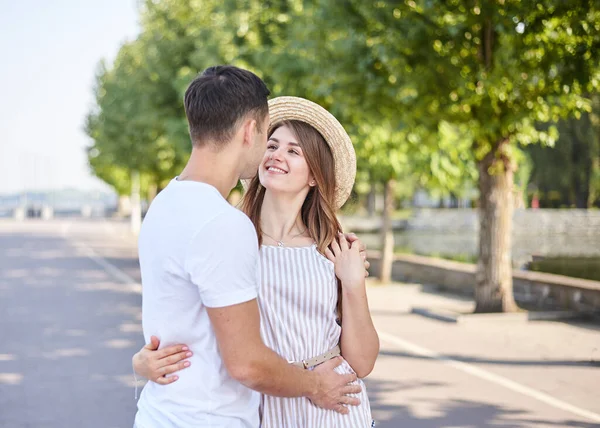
{"left": 258, "top": 245, "right": 372, "bottom": 428}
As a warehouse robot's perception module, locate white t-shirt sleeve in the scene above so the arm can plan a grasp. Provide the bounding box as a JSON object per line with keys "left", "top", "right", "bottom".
{"left": 185, "top": 209, "right": 259, "bottom": 308}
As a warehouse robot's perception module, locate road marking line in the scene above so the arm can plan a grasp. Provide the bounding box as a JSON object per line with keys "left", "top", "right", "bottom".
{"left": 378, "top": 331, "right": 600, "bottom": 423}
{"left": 75, "top": 242, "right": 142, "bottom": 293}
{"left": 101, "top": 219, "right": 116, "bottom": 236}
{"left": 62, "top": 222, "right": 142, "bottom": 293}
{"left": 61, "top": 221, "right": 142, "bottom": 294}
{"left": 60, "top": 221, "right": 71, "bottom": 236}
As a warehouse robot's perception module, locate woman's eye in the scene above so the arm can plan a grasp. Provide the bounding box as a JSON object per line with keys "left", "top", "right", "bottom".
{"left": 289, "top": 150, "right": 299, "bottom": 155}
{"left": 267, "top": 144, "right": 277, "bottom": 150}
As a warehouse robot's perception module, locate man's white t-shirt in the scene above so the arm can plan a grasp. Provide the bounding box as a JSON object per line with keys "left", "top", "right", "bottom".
{"left": 134, "top": 178, "right": 260, "bottom": 428}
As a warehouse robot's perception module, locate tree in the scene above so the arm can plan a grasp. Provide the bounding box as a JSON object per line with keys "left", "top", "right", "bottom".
{"left": 229, "top": 1, "right": 477, "bottom": 283}
{"left": 325, "top": 0, "right": 600, "bottom": 312}
{"left": 88, "top": 1, "right": 600, "bottom": 302}
{"left": 86, "top": 0, "right": 206, "bottom": 204}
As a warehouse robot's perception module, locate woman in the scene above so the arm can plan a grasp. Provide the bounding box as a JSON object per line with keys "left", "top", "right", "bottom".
{"left": 134, "top": 97, "right": 379, "bottom": 427}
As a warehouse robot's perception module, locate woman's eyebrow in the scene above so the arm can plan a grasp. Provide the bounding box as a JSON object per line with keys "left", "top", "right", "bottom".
{"left": 268, "top": 137, "right": 300, "bottom": 147}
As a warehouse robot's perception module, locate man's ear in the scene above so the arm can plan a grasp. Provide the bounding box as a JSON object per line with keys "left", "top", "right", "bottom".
{"left": 243, "top": 119, "right": 258, "bottom": 147}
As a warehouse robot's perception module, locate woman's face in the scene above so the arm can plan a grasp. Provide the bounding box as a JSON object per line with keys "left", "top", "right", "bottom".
{"left": 258, "top": 125, "right": 314, "bottom": 198}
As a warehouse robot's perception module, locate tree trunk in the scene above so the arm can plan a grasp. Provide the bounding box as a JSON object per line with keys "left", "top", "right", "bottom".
{"left": 450, "top": 192, "right": 458, "bottom": 208}
{"left": 147, "top": 181, "right": 158, "bottom": 204}
{"left": 367, "top": 183, "right": 376, "bottom": 217}
{"left": 130, "top": 170, "right": 142, "bottom": 236}
{"left": 475, "top": 14, "right": 517, "bottom": 311}
{"left": 574, "top": 175, "right": 591, "bottom": 208}
{"left": 591, "top": 96, "right": 600, "bottom": 207}
{"left": 475, "top": 142, "right": 518, "bottom": 313}
{"left": 379, "top": 179, "right": 395, "bottom": 283}
{"left": 117, "top": 195, "right": 130, "bottom": 217}
{"left": 569, "top": 117, "right": 593, "bottom": 208}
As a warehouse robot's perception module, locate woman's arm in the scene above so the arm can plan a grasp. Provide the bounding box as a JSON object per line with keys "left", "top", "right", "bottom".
{"left": 326, "top": 234, "right": 379, "bottom": 378}
{"left": 339, "top": 281, "right": 379, "bottom": 378}
{"left": 132, "top": 336, "right": 192, "bottom": 384}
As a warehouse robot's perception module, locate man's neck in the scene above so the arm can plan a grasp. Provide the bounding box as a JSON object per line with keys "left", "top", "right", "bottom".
{"left": 178, "top": 146, "right": 240, "bottom": 199}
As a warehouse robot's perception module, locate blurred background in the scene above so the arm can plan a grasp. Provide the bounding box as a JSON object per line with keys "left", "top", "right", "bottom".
{"left": 2, "top": 0, "right": 599, "bottom": 283}
{"left": 1, "top": 1, "right": 599, "bottom": 427}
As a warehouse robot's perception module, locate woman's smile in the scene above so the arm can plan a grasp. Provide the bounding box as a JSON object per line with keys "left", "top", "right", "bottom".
{"left": 266, "top": 166, "right": 288, "bottom": 174}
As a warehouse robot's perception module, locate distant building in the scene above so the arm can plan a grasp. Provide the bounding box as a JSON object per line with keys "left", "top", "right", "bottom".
{"left": 0, "top": 189, "right": 118, "bottom": 218}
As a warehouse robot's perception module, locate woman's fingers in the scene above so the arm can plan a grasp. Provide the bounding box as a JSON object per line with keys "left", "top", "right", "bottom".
{"left": 161, "top": 350, "right": 193, "bottom": 365}
{"left": 343, "top": 232, "right": 358, "bottom": 244}
{"left": 338, "top": 233, "right": 349, "bottom": 251}
{"left": 146, "top": 335, "right": 161, "bottom": 351}
{"left": 156, "top": 344, "right": 189, "bottom": 360}
{"left": 356, "top": 239, "right": 366, "bottom": 253}
{"left": 324, "top": 247, "right": 336, "bottom": 263}
{"left": 158, "top": 359, "right": 190, "bottom": 378}
{"left": 154, "top": 374, "right": 180, "bottom": 385}
{"left": 331, "top": 235, "right": 341, "bottom": 256}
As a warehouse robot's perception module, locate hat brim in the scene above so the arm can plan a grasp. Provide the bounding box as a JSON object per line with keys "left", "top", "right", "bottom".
{"left": 242, "top": 96, "right": 356, "bottom": 210}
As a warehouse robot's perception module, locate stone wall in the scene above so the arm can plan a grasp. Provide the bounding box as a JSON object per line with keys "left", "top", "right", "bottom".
{"left": 342, "top": 209, "right": 600, "bottom": 234}
{"left": 340, "top": 209, "right": 600, "bottom": 266}
{"left": 408, "top": 208, "right": 600, "bottom": 235}
{"left": 367, "top": 252, "right": 600, "bottom": 312}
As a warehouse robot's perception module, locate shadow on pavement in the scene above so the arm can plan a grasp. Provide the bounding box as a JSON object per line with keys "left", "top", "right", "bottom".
{"left": 368, "top": 394, "right": 599, "bottom": 427}
{"left": 364, "top": 377, "right": 598, "bottom": 428}
{"left": 377, "top": 349, "right": 600, "bottom": 368}
{"left": 0, "top": 233, "right": 144, "bottom": 428}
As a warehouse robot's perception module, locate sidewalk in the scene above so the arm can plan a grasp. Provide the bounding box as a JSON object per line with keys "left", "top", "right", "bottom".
{"left": 365, "top": 281, "right": 600, "bottom": 427}
{"left": 367, "top": 281, "right": 599, "bottom": 368}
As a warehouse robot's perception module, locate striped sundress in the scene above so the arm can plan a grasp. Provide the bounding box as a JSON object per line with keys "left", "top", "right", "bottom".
{"left": 257, "top": 244, "right": 373, "bottom": 428}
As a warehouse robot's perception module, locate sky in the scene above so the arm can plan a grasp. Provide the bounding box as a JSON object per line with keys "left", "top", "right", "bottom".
{"left": 0, "top": 0, "right": 141, "bottom": 194}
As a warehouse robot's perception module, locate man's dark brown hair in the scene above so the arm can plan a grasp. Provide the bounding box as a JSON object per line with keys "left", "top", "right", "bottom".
{"left": 184, "top": 65, "right": 270, "bottom": 148}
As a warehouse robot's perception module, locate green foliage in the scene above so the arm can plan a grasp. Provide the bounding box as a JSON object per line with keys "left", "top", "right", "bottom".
{"left": 85, "top": 39, "right": 186, "bottom": 194}
{"left": 336, "top": 0, "right": 600, "bottom": 154}
{"left": 86, "top": 0, "right": 600, "bottom": 207}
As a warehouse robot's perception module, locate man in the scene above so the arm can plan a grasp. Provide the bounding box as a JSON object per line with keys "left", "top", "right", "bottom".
{"left": 134, "top": 66, "right": 361, "bottom": 428}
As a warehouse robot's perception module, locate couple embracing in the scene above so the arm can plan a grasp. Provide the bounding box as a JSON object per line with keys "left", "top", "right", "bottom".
{"left": 132, "top": 65, "right": 379, "bottom": 428}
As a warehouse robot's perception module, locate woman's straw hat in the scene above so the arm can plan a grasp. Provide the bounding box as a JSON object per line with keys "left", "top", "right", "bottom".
{"left": 245, "top": 96, "right": 356, "bottom": 210}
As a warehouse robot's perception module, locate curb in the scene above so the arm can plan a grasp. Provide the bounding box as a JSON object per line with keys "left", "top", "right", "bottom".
{"left": 411, "top": 306, "right": 594, "bottom": 324}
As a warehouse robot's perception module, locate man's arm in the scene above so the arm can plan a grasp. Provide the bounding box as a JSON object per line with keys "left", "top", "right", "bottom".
{"left": 207, "top": 299, "right": 361, "bottom": 414}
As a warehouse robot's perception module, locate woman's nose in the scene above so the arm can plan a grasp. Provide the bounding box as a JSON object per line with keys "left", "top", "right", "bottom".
{"left": 270, "top": 149, "right": 283, "bottom": 161}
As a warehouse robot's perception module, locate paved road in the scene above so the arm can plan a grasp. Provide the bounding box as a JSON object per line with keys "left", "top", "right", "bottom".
{"left": 0, "top": 219, "right": 599, "bottom": 428}
{"left": 0, "top": 219, "right": 143, "bottom": 428}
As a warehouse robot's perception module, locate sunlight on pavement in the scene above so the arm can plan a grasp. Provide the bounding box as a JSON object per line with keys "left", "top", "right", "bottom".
{"left": 105, "top": 339, "right": 136, "bottom": 349}
{"left": 0, "top": 373, "right": 23, "bottom": 385}
{"left": 42, "top": 348, "right": 90, "bottom": 359}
